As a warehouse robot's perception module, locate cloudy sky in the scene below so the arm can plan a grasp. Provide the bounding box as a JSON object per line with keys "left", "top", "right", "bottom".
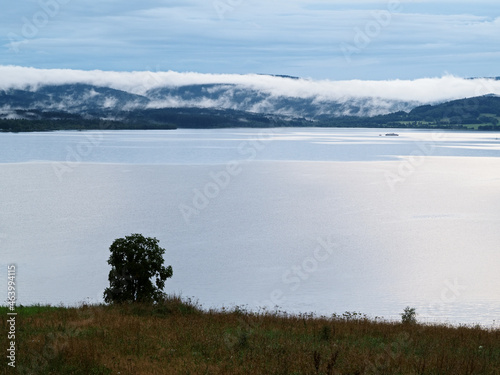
{"left": 1, "top": 0, "right": 499, "bottom": 80}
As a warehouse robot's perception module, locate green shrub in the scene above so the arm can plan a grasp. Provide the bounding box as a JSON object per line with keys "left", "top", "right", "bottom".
{"left": 401, "top": 306, "right": 417, "bottom": 324}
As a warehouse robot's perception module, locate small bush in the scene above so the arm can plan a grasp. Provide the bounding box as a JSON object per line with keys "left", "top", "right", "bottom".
{"left": 401, "top": 306, "right": 417, "bottom": 324}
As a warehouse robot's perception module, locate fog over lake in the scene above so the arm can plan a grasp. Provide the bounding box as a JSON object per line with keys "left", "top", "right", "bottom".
{"left": 1, "top": 128, "right": 499, "bottom": 326}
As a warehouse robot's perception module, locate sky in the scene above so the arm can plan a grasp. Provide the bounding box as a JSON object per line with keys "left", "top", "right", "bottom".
{"left": 1, "top": 0, "right": 499, "bottom": 81}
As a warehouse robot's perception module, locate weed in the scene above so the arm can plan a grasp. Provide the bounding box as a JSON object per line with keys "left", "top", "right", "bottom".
{"left": 1, "top": 302, "right": 499, "bottom": 374}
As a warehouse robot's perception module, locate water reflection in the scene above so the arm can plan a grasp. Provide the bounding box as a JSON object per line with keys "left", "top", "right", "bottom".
{"left": 0, "top": 128, "right": 499, "bottom": 326}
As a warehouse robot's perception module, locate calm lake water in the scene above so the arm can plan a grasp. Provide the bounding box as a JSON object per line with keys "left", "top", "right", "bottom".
{"left": 1, "top": 128, "right": 499, "bottom": 326}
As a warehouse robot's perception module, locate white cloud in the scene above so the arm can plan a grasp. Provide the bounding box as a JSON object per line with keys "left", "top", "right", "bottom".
{"left": 1, "top": 66, "right": 499, "bottom": 106}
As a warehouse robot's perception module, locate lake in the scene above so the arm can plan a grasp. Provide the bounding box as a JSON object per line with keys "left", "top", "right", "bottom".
{"left": 1, "top": 128, "right": 499, "bottom": 326}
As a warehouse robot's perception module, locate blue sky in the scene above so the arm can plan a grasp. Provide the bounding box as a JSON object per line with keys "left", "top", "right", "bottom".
{"left": 1, "top": 0, "right": 499, "bottom": 80}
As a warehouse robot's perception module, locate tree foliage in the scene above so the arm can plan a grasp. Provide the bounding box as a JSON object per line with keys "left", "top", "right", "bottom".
{"left": 103, "top": 234, "right": 173, "bottom": 304}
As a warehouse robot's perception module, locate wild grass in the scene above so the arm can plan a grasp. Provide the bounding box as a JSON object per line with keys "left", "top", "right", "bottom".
{"left": 1, "top": 296, "right": 499, "bottom": 374}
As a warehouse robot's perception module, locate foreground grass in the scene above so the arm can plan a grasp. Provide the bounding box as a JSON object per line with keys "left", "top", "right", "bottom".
{"left": 1, "top": 297, "right": 499, "bottom": 374}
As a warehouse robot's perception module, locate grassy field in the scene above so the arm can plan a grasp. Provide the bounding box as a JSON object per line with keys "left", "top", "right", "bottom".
{"left": 1, "top": 297, "right": 500, "bottom": 375}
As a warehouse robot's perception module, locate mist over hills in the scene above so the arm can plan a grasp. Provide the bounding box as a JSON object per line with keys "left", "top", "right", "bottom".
{"left": 0, "top": 82, "right": 419, "bottom": 121}
{"left": 0, "top": 67, "right": 500, "bottom": 131}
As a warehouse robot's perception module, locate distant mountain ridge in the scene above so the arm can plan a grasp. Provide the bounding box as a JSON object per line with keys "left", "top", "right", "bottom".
{"left": 0, "top": 84, "right": 149, "bottom": 116}
{"left": 0, "top": 82, "right": 423, "bottom": 119}
{"left": 1, "top": 82, "right": 500, "bottom": 131}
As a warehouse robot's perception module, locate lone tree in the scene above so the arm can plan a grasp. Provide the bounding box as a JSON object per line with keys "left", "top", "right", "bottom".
{"left": 104, "top": 234, "right": 173, "bottom": 304}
